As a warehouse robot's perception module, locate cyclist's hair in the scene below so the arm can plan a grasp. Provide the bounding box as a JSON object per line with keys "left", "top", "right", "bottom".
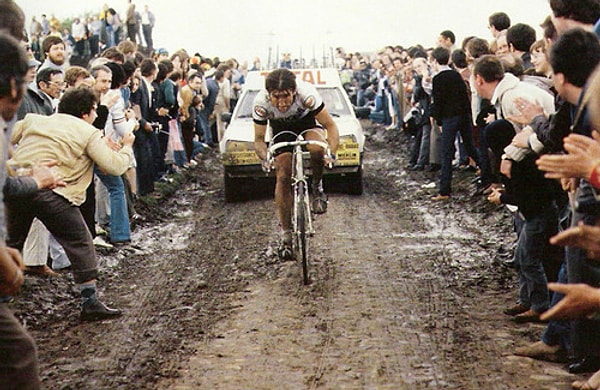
{"left": 265, "top": 68, "right": 297, "bottom": 93}
{"left": 58, "top": 86, "right": 98, "bottom": 118}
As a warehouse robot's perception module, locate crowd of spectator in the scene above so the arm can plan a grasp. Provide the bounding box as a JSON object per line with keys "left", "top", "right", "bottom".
{"left": 4, "top": 0, "right": 600, "bottom": 388}
{"left": 332, "top": 2, "right": 600, "bottom": 389}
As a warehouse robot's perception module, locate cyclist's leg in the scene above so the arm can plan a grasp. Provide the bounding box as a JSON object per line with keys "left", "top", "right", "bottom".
{"left": 306, "top": 128, "right": 328, "bottom": 214}
{"left": 274, "top": 152, "right": 293, "bottom": 258}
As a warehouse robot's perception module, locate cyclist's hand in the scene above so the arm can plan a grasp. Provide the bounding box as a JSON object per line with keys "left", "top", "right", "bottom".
{"left": 324, "top": 153, "right": 336, "bottom": 169}
{"left": 262, "top": 159, "right": 273, "bottom": 173}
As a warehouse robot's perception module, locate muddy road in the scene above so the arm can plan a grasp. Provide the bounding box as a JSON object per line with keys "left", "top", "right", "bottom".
{"left": 12, "top": 123, "right": 577, "bottom": 389}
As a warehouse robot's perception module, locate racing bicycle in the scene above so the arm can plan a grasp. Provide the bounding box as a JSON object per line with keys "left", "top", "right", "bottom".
{"left": 265, "top": 130, "right": 331, "bottom": 285}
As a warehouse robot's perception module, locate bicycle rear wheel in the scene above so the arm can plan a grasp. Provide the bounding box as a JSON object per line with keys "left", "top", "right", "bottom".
{"left": 295, "top": 181, "right": 309, "bottom": 285}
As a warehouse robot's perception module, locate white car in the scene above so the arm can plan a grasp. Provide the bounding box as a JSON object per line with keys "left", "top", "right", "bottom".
{"left": 220, "top": 68, "right": 365, "bottom": 202}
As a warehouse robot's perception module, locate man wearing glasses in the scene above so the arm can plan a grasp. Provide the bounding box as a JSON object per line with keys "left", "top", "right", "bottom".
{"left": 18, "top": 68, "right": 62, "bottom": 118}
{"left": 253, "top": 68, "right": 339, "bottom": 259}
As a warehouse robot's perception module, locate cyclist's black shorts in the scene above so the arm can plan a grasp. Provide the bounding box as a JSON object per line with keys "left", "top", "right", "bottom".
{"left": 271, "top": 119, "right": 324, "bottom": 157}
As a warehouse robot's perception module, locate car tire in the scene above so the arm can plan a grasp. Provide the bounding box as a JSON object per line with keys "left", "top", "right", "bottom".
{"left": 346, "top": 167, "right": 363, "bottom": 195}
{"left": 224, "top": 171, "right": 244, "bottom": 202}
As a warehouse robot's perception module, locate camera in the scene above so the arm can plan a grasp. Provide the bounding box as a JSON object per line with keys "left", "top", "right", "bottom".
{"left": 402, "top": 106, "right": 424, "bottom": 136}
{"left": 150, "top": 122, "right": 161, "bottom": 132}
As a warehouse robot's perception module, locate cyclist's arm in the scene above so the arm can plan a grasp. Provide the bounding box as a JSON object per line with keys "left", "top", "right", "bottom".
{"left": 316, "top": 108, "right": 339, "bottom": 155}
{"left": 254, "top": 122, "right": 268, "bottom": 160}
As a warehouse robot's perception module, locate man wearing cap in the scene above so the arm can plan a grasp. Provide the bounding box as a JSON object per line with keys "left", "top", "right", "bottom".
{"left": 156, "top": 48, "right": 169, "bottom": 61}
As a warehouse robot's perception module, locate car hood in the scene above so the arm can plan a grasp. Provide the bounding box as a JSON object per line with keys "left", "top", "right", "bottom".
{"left": 220, "top": 116, "right": 364, "bottom": 152}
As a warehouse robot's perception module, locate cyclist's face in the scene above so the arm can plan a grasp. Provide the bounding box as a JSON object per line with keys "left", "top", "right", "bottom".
{"left": 269, "top": 89, "right": 294, "bottom": 112}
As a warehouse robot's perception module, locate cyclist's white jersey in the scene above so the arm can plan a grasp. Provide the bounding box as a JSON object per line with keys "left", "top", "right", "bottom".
{"left": 252, "top": 80, "right": 324, "bottom": 133}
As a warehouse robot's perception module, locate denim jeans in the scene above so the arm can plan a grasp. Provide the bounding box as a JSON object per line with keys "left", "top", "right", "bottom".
{"left": 418, "top": 123, "right": 431, "bottom": 167}
{"left": 95, "top": 167, "right": 131, "bottom": 243}
{"left": 438, "top": 114, "right": 478, "bottom": 195}
{"left": 514, "top": 210, "right": 555, "bottom": 313}
{"left": 542, "top": 262, "right": 570, "bottom": 351}
{"left": 567, "top": 195, "right": 600, "bottom": 360}
{"left": 197, "top": 109, "right": 214, "bottom": 145}
{"left": 409, "top": 123, "right": 431, "bottom": 167}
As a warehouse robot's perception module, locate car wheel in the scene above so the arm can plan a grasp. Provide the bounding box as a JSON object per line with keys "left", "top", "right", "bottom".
{"left": 346, "top": 167, "right": 363, "bottom": 195}
{"left": 224, "top": 171, "right": 244, "bottom": 202}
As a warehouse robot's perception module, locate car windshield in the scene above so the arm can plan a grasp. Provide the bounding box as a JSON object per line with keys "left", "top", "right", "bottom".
{"left": 234, "top": 87, "right": 351, "bottom": 119}
{"left": 234, "top": 90, "right": 259, "bottom": 119}
{"left": 317, "top": 87, "right": 351, "bottom": 117}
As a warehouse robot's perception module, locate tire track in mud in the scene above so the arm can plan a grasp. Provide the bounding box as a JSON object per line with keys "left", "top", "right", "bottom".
{"left": 27, "top": 132, "right": 577, "bottom": 389}
{"left": 169, "top": 136, "right": 575, "bottom": 389}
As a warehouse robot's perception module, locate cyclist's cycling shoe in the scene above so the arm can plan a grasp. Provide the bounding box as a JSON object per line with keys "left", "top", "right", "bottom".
{"left": 278, "top": 241, "right": 293, "bottom": 260}
{"left": 278, "top": 232, "right": 293, "bottom": 260}
{"left": 312, "top": 190, "right": 328, "bottom": 214}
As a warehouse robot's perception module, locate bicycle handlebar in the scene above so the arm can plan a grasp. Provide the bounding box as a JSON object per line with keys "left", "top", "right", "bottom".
{"left": 263, "top": 137, "right": 333, "bottom": 172}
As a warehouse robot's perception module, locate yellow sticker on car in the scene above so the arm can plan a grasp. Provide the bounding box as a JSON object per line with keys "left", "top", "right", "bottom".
{"left": 336, "top": 143, "right": 360, "bottom": 166}
{"left": 222, "top": 151, "right": 262, "bottom": 166}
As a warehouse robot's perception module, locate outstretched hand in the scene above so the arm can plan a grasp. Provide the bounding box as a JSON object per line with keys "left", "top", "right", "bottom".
{"left": 536, "top": 131, "right": 600, "bottom": 180}
{"left": 541, "top": 283, "right": 600, "bottom": 321}
{"left": 550, "top": 222, "right": 600, "bottom": 260}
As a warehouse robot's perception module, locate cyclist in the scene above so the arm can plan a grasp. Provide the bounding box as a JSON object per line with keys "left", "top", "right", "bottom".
{"left": 254, "top": 68, "right": 339, "bottom": 259}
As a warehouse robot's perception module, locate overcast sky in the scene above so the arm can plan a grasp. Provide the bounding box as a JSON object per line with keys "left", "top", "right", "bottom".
{"left": 19, "top": 0, "right": 551, "bottom": 66}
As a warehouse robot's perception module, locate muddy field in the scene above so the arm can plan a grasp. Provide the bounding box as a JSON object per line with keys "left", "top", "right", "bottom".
{"left": 11, "top": 122, "right": 580, "bottom": 389}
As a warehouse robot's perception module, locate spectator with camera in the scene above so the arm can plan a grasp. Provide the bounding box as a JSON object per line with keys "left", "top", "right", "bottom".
{"left": 406, "top": 56, "right": 432, "bottom": 171}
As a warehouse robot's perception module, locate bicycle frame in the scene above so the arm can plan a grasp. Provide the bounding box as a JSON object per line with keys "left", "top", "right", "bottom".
{"left": 265, "top": 130, "right": 330, "bottom": 284}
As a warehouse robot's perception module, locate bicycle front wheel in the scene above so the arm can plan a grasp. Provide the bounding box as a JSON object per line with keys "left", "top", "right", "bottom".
{"left": 295, "top": 181, "right": 309, "bottom": 285}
